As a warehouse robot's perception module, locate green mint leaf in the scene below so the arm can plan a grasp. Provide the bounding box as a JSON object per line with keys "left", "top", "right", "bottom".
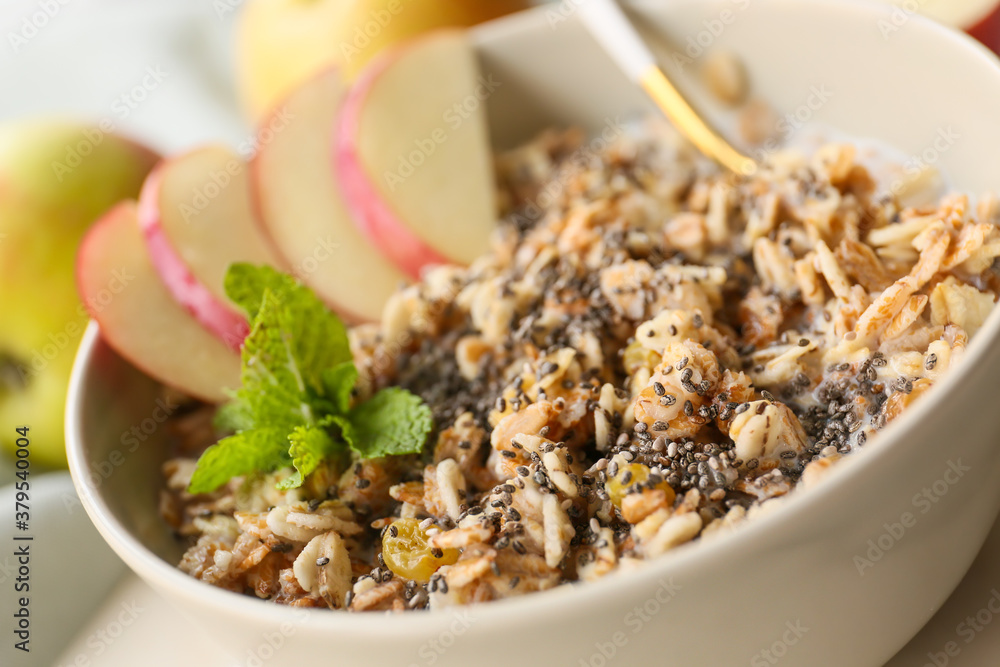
{"left": 226, "top": 264, "right": 352, "bottom": 395}
{"left": 232, "top": 289, "right": 319, "bottom": 430}
{"left": 277, "top": 420, "right": 338, "bottom": 491}
{"left": 191, "top": 264, "right": 434, "bottom": 496}
{"left": 321, "top": 362, "right": 359, "bottom": 414}
{"left": 188, "top": 428, "right": 292, "bottom": 495}
{"left": 224, "top": 262, "right": 291, "bottom": 322}
{"left": 212, "top": 396, "right": 254, "bottom": 433}
{"left": 342, "top": 387, "right": 433, "bottom": 459}
{"left": 331, "top": 414, "right": 356, "bottom": 450}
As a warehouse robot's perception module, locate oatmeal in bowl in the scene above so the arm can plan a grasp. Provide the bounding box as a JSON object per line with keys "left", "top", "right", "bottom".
{"left": 65, "top": 1, "right": 1000, "bottom": 665}
{"left": 161, "top": 120, "right": 998, "bottom": 611}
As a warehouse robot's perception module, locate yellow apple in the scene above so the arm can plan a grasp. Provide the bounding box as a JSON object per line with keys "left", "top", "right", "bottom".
{"left": 0, "top": 121, "right": 158, "bottom": 467}
{"left": 235, "top": 0, "right": 355, "bottom": 123}
{"left": 236, "top": 0, "right": 529, "bottom": 120}
{"left": 335, "top": 0, "right": 529, "bottom": 77}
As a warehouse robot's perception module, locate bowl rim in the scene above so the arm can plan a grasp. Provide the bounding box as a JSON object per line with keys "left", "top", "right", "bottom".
{"left": 66, "top": 0, "right": 1000, "bottom": 639}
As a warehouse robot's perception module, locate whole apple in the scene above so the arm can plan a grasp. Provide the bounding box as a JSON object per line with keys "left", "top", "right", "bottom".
{"left": 236, "top": 0, "right": 529, "bottom": 119}
{"left": 0, "top": 121, "right": 158, "bottom": 467}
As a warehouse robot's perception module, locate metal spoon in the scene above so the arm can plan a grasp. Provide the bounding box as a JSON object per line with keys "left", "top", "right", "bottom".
{"left": 578, "top": 0, "right": 758, "bottom": 175}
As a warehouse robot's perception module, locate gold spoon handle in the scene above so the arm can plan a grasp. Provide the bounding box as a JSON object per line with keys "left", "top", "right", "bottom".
{"left": 639, "top": 66, "right": 757, "bottom": 175}
{"left": 578, "top": 0, "right": 757, "bottom": 175}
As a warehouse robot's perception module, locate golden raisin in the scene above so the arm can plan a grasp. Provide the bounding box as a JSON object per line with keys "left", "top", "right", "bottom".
{"left": 606, "top": 463, "right": 676, "bottom": 509}
{"left": 623, "top": 341, "right": 661, "bottom": 375}
{"left": 381, "top": 518, "right": 459, "bottom": 582}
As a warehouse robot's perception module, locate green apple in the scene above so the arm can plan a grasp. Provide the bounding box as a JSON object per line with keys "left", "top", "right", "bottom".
{"left": 0, "top": 121, "right": 159, "bottom": 467}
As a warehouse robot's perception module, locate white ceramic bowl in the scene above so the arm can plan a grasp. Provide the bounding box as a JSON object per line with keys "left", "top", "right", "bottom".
{"left": 66, "top": 1, "right": 1000, "bottom": 665}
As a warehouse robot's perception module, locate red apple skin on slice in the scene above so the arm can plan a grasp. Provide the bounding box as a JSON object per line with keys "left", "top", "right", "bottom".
{"left": 137, "top": 145, "right": 286, "bottom": 350}
{"left": 969, "top": 4, "right": 1000, "bottom": 53}
{"left": 77, "top": 202, "right": 240, "bottom": 403}
{"left": 137, "top": 164, "right": 248, "bottom": 349}
{"left": 336, "top": 30, "right": 497, "bottom": 279}
{"left": 251, "top": 68, "right": 408, "bottom": 322}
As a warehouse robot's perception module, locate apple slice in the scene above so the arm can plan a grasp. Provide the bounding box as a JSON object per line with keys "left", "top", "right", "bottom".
{"left": 138, "top": 145, "right": 286, "bottom": 349}
{"left": 252, "top": 69, "right": 407, "bottom": 321}
{"left": 77, "top": 202, "right": 240, "bottom": 402}
{"left": 926, "top": 0, "right": 1000, "bottom": 53}
{"left": 336, "top": 30, "right": 497, "bottom": 278}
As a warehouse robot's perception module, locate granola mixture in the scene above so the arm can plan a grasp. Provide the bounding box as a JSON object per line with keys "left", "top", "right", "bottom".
{"left": 161, "top": 119, "right": 999, "bottom": 611}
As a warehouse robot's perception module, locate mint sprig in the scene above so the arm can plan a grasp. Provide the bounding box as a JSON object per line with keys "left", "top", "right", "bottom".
{"left": 187, "top": 264, "right": 432, "bottom": 495}
{"left": 340, "top": 388, "right": 434, "bottom": 459}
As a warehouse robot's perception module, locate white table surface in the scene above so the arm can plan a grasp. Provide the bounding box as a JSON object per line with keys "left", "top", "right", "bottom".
{"left": 50, "top": 506, "right": 1000, "bottom": 667}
